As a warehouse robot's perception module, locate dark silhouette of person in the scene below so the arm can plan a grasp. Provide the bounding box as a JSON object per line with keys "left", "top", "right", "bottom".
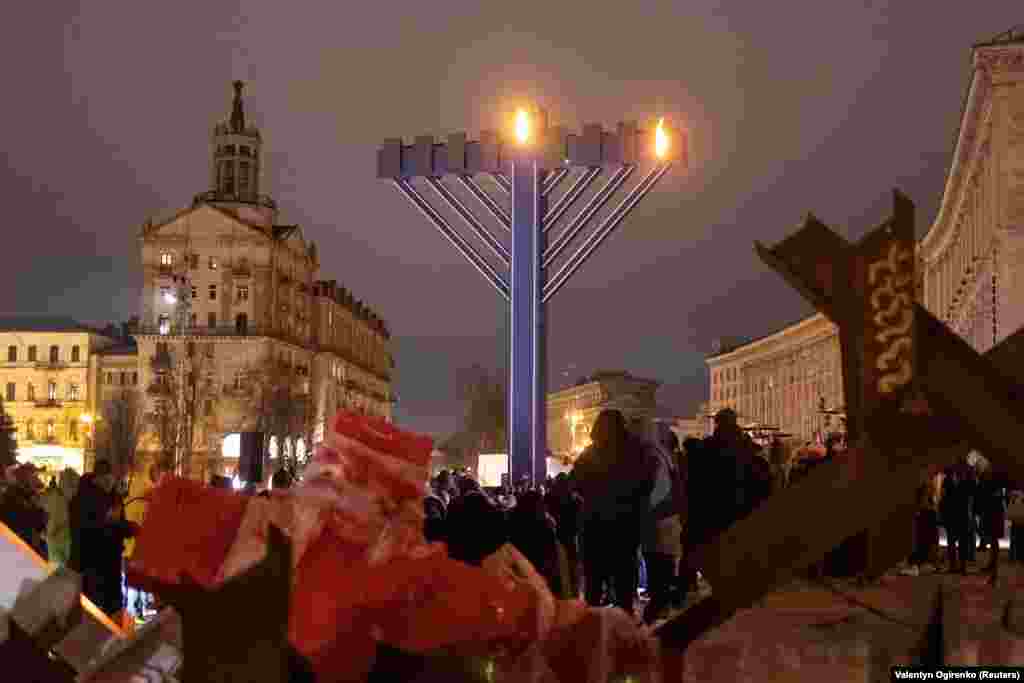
{"left": 508, "top": 490, "right": 568, "bottom": 598}
{"left": 69, "top": 461, "right": 138, "bottom": 618}
{"left": 444, "top": 491, "right": 507, "bottom": 567}
{"left": 570, "top": 409, "right": 656, "bottom": 614}
{"left": 545, "top": 473, "right": 583, "bottom": 598}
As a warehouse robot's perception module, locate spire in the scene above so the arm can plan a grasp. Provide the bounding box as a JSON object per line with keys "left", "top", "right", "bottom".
{"left": 230, "top": 80, "right": 246, "bottom": 133}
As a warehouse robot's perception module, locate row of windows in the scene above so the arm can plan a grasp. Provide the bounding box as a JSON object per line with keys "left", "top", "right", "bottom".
{"left": 6, "top": 345, "right": 80, "bottom": 364}
{"left": 159, "top": 253, "right": 249, "bottom": 272}
{"left": 159, "top": 284, "right": 249, "bottom": 303}
{"left": 156, "top": 313, "right": 250, "bottom": 335}
{"left": 5, "top": 381, "right": 77, "bottom": 402}
{"left": 102, "top": 371, "right": 138, "bottom": 386}
{"left": 23, "top": 419, "right": 66, "bottom": 441}
{"left": 216, "top": 144, "right": 253, "bottom": 157}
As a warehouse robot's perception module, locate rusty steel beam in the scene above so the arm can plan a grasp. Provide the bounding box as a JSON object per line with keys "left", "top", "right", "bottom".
{"left": 659, "top": 189, "right": 1024, "bottom": 652}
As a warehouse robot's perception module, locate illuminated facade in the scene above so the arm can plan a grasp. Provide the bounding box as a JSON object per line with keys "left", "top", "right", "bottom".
{"left": 0, "top": 318, "right": 139, "bottom": 474}
{"left": 919, "top": 31, "right": 1024, "bottom": 350}
{"left": 136, "top": 82, "right": 393, "bottom": 478}
{"left": 546, "top": 370, "right": 660, "bottom": 461}
{"left": 706, "top": 315, "right": 843, "bottom": 445}
{"left": 706, "top": 30, "right": 1024, "bottom": 445}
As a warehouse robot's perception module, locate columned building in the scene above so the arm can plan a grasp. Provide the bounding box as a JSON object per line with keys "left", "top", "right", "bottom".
{"left": 706, "top": 29, "right": 1024, "bottom": 446}
{"left": 546, "top": 370, "right": 660, "bottom": 461}
{"left": 136, "top": 82, "right": 393, "bottom": 480}
{"left": 706, "top": 315, "right": 843, "bottom": 444}
{"left": 919, "top": 30, "right": 1024, "bottom": 349}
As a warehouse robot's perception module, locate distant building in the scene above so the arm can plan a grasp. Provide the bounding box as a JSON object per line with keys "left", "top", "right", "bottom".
{"left": 0, "top": 317, "right": 133, "bottom": 474}
{"left": 546, "top": 370, "right": 660, "bottom": 461}
{"left": 136, "top": 81, "right": 393, "bottom": 480}
{"left": 705, "top": 29, "right": 1024, "bottom": 446}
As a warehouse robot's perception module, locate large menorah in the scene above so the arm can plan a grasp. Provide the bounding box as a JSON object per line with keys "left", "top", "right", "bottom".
{"left": 378, "top": 110, "right": 686, "bottom": 483}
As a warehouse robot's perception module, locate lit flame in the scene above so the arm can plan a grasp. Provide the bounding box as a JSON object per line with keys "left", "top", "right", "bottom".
{"left": 515, "top": 109, "right": 531, "bottom": 144}
{"left": 655, "top": 118, "right": 669, "bottom": 159}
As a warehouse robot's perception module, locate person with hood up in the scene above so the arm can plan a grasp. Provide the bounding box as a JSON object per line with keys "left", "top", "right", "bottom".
{"left": 42, "top": 467, "right": 79, "bottom": 567}
{"left": 570, "top": 409, "right": 656, "bottom": 615}
{"left": 640, "top": 421, "right": 685, "bottom": 624}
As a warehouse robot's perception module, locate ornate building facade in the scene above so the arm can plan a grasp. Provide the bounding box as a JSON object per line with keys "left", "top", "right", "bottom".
{"left": 706, "top": 30, "right": 1024, "bottom": 446}
{"left": 134, "top": 82, "right": 393, "bottom": 479}
{"left": 919, "top": 30, "right": 1024, "bottom": 349}
{"left": 0, "top": 318, "right": 140, "bottom": 474}
{"left": 546, "top": 371, "right": 660, "bottom": 461}
{"left": 706, "top": 315, "right": 844, "bottom": 443}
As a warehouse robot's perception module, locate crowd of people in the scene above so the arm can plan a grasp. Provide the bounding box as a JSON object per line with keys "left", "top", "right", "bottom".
{"left": 2, "top": 406, "right": 1021, "bottom": 627}
{"left": 0, "top": 460, "right": 139, "bottom": 620}
{"left": 421, "top": 407, "right": 774, "bottom": 624}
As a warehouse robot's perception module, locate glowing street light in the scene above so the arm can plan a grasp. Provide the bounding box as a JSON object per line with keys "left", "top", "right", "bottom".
{"left": 163, "top": 290, "right": 177, "bottom": 305}
{"left": 378, "top": 105, "right": 686, "bottom": 485}
{"left": 79, "top": 413, "right": 94, "bottom": 425}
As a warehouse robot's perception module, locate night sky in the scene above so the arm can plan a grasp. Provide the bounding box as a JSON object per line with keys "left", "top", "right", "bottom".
{"left": 0, "top": 3, "right": 1019, "bottom": 439}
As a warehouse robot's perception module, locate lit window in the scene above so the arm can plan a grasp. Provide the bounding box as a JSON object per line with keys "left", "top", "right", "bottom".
{"left": 158, "top": 315, "right": 170, "bottom": 335}
{"left": 209, "top": 256, "right": 219, "bottom": 270}
{"left": 47, "top": 382, "right": 57, "bottom": 401}
{"left": 160, "top": 252, "right": 174, "bottom": 266}
{"left": 237, "top": 285, "right": 249, "bottom": 301}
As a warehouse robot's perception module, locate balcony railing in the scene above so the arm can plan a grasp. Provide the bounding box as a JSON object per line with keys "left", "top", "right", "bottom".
{"left": 34, "top": 360, "right": 68, "bottom": 370}
{"left": 34, "top": 399, "right": 63, "bottom": 408}
{"left": 137, "top": 324, "right": 311, "bottom": 349}
{"left": 191, "top": 191, "right": 277, "bottom": 210}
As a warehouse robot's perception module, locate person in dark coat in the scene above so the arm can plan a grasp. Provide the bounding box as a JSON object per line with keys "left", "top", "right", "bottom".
{"left": 976, "top": 467, "right": 1007, "bottom": 577}
{"left": 680, "top": 436, "right": 704, "bottom": 593}
{"left": 70, "top": 462, "right": 138, "bottom": 618}
{"left": 682, "top": 409, "right": 764, "bottom": 586}
{"left": 570, "top": 409, "right": 656, "bottom": 615}
{"left": 444, "top": 491, "right": 507, "bottom": 567}
{"left": 545, "top": 473, "right": 583, "bottom": 598}
{"left": 508, "top": 490, "right": 568, "bottom": 598}
{"left": 0, "top": 464, "right": 48, "bottom": 557}
{"left": 423, "top": 492, "right": 447, "bottom": 544}
{"left": 641, "top": 421, "right": 684, "bottom": 624}
{"left": 940, "top": 460, "right": 975, "bottom": 575}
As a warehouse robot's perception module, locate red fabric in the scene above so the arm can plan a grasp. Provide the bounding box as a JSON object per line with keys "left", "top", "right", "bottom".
{"left": 289, "top": 530, "right": 378, "bottom": 679}
{"left": 128, "top": 477, "right": 249, "bottom": 587}
{"left": 333, "top": 411, "right": 433, "bottom": 466}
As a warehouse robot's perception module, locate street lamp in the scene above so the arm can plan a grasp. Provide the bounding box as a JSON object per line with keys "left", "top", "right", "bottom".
{"left": 378, "top": 107, "right": 686, "bottom": 484}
